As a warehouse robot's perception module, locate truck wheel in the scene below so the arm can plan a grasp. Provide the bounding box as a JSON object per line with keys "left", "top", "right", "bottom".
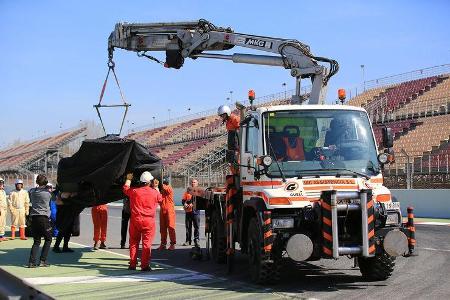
{"left": 358, "top": 252, "right": 396, "bottom": 281}
{"left": 247, "top": 217, "right": 280, "bottom": 284}
{"left": 211, "top": 210, "right": 226, "bottom": 264}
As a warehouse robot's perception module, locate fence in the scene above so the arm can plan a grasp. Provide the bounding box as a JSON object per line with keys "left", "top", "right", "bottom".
{"left": 384, "top": 153, "right": 450, "bottom": 189}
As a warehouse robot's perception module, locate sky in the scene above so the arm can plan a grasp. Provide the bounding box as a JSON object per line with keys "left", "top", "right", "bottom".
{"left": 1, "top": 0, "right": 450, "bottom": 148}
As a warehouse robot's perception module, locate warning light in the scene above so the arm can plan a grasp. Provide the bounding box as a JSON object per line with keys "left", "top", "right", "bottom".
{"left": 338, "top": 89, "right": 346, "bottom": 101}
{"left": 248, "top": 90, "right": 255, "bottom": 101}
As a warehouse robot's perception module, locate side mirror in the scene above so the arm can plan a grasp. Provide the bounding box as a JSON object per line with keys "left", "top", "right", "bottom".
{"left": 382, "top": 127, "right": 394, "bottom": 148}
{"left": 257, "top": 155, "right": 273, "bottom": 169}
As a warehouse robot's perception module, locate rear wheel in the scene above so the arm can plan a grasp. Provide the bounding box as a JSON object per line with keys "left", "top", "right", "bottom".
{"left": 358, "top": 252, "right": 396, "bottom": 281}
{"left": 211, "top": 210, "right": 226, "bottom": 264}
{"left": 247, "top": 217, "right": 280, "bottom": 284}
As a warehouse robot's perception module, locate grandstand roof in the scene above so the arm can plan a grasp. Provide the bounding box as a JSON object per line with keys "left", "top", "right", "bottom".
{"left": 0, "top": 127, "right": 87, "bottom": 173}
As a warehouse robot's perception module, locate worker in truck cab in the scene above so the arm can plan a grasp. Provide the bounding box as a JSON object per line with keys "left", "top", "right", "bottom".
{"left": 182, "top": 178, "right": 200, "bottom": 247}
{"left": 281, "top": 126, "right": 305, "bottom": 161}
{"left": 157, "top": 177, "right": 176, "bottom": 250}
{"left": 123, "top": 171, "right": 162, "bottom": 271}
{"left": 9, "top": 179, "right": 30, "bottom": 240}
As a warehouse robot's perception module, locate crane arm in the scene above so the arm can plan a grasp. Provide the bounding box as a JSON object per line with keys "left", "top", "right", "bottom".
{"left": 108, "top": 19, "right": 339, "bottom": 104}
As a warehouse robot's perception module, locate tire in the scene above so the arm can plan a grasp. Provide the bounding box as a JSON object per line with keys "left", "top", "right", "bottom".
{"left": 247, "top": 217, "right": 280, "bottom": 284}
{"left": 358, "top": 252, "right": 396, "bottom": 281}
{"left": 211, "top": 210, "right": 226, "bottom": 264}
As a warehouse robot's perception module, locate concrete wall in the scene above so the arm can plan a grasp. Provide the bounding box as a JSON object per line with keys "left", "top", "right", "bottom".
{"left": 392, "top": 189, "right": 450, "bottom": 218}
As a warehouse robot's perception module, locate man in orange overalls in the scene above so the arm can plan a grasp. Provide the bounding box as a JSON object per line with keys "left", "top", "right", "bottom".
{"left": 182, "top": 179, "right": 200, "bottom": 246}
{"left": 92, "top": 204, "right": 108, "bottom": 250}
{"left": 218, "top": 105, "right": 240, "bottom": 175}
{"left": 123, "top": 171, "right": 162, "bottom": 271}
{"left": 157, "top": 177, "right": 176, "bottom": 250}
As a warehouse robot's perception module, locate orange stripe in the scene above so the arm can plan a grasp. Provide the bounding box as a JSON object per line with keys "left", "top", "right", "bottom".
{"left": 264, "top": 219, "right": 271, "bottom": 225}
{"left": 368, "top": 229, "right": 374, "bottom": 239}
{"left": 369, "top": 177, "right": 383, "bottom": 184}
{"left": 303, "top": 185, "right": 359, "bottom": 191}
{"left": 242, "top": 181, "right": 282, "bottom": 186}
{"left": 323, "top": 217, "right": 332, "bottom": 226}
{"left": 321, "top": 201, "right": 331, "bottom": 211}
{"left": 304, "top": 179, "right": 356, "bottom": 185}
{"left": 323, "top": 246, "right": 332, "bottom": 256}
{"left": 367, "top": 200, "right": 373, "bottom": 209}
{"left": 323, "top": 231, "right": 333, "bottom": 242}
{"left": 368, "top": 215, "right": 374, "bottom": 224}
{"left": 376, "top": 194, "right": 391, "bottom": 202}
{"left": 264, "top": 231, "right": 272, "bottom": 239}
{"left": 264, "top": 245, "right": 272, "bottom": 251}
{"left": 369, "top": 244, "right": 376, "bottom": 254}
{"left": 408, "top": 214, "right": 414, "bottom": 218}
{"left": 409, "top": 238, "right": 416, "bottom": 245}
{"left": 409, "top": 226, "right": 416, "bottom": 232}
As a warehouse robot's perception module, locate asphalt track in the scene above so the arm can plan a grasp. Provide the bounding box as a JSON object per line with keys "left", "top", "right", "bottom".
{"left": 1, "top": 206, "right": 449, "bottom": 299}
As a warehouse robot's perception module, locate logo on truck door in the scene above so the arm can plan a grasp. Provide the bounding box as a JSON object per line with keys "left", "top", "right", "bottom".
{"left": 285, "top": 182, "right": 299, "bottom": 191}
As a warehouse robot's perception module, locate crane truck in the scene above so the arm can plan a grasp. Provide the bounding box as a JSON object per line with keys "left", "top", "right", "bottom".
{"left": 107, "top": 19, "right": 414, "bottom": 283}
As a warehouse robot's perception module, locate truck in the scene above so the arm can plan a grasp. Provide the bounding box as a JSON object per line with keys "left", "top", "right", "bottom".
{"left": 105, "top": 19, "right": 415, "bottom": 284}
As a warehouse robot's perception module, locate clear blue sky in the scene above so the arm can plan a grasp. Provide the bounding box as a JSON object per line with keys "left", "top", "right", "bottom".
{"left": 1, "top": 0, "right": 449, "bottom": 147}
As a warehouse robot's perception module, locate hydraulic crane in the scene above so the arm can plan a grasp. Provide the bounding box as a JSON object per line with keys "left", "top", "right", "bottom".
{"left": 107, "top": 19, "right": 339, "bottom": 104}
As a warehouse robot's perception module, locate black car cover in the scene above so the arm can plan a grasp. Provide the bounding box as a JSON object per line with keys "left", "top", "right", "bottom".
{"left": 57, "top": 135, "right": 162, "bottom": 207}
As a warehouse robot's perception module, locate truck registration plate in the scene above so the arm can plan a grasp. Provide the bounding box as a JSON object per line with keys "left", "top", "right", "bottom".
{"left": 383, "top": 202, "right": 400, "bottom": 210}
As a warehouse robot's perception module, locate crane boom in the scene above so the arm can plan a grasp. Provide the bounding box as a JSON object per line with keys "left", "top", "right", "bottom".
{"left": 108, "top": 19, "right": 339, "bottom": 104}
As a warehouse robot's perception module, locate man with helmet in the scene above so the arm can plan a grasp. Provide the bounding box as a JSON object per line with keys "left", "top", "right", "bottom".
{"left": 0, "top": 178, "right": 8, "bottom": 241}
{"left": 123, "top": 171, "right": 162, "bottom": 271}
{"left": 157, "top": 176, "right": 176, "bottom": 251}
{"left": 218, "top": 105, "right": 241, "bottom": 175}
{"left": 9, "top": 179, "right": 30, "bottom": 240}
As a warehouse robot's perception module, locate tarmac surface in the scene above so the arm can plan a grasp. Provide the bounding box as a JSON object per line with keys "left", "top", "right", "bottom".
{"left": 1, "top": 206, "right": 449, "bottom": 299}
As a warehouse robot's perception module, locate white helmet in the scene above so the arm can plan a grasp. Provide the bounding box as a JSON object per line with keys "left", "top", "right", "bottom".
{"left": 46, "top": 182, "right": 53, "bottom": 188}
{"left": 140, "top": 171, "right": 154, "bottom": 183}
{"left": 217, "top": 105, "right": 231, "bottom": 117}
{"left": 0, "top": 177, "right": 4, "bottom": 183}
{"left": 15, "top": 179, "right": 23, "bottom": 185}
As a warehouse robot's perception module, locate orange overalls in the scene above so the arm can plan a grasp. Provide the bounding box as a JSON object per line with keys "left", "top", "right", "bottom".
{"left": 159, "top": 184, "right": 176, "bottom": 246}
{"left": 123, "top": 184, "right": 162, "bottom": 269}
{"left": 226, "top": 114, "right": 240, "bottom": 175}
{"left": 92, "top": 204, "right": 108, "bottom": 243}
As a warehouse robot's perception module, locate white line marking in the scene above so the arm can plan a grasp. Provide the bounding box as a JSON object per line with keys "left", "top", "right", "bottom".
{"left": 416, "top": 222, "right": 450, "bottom": 226}
{"left": 419, "top": 247, "right": 450, "bottom": 253}
{"left": 24, "top": 273, "right": 213, "bottom": 285}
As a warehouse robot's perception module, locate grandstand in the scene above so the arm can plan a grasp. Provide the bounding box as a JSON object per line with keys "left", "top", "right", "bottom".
{"left": 126, "top": 64, "right": 450, "bottom": 189}
{"left": 0, "top": 126, "right": 90, "bottom": 187}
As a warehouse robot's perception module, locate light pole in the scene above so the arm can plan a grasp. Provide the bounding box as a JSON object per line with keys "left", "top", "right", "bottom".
{"left": 168, "top": 109, "right": 171, "bottom": 121}
{"left": 229, "top": 91, "right": 233, "bottom": 103}
{"left": 226, "top": 97, "right": 231, "bottom": 105}
{"left": 282, "top": 82, "right": 287, "bottom": 100}
{"left": 152, "top": 116, "right": 156, "bottom": 128}
{"left": 361, "top": 65, "right": 366, "bottom": 92}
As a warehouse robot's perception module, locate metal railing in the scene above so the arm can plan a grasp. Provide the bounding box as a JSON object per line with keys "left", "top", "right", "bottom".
{"left": 347, "top": 64, "right": 450, "bottom": 99}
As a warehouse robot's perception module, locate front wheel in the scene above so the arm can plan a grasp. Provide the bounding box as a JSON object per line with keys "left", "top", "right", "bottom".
{"left": 211, "top": 210, "right": 226, "bottom": 264}
{"left": 247, "top": 217, "right": 280, "bottom": 284}
{"left": 358, "top": 252, "right": 396, "bottom": 281}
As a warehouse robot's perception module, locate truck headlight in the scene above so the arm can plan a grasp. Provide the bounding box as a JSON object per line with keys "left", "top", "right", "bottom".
{"left": 272, "top": 218, "right": 294, "bottom": 229}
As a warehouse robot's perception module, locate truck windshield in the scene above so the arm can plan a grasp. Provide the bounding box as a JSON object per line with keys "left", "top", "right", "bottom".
{"left": 263, "top": 109, "right": 380, "bottom": 178}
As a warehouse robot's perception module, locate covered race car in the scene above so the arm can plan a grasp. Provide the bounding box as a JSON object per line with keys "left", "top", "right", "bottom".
{"left": 57, "top": 135, "right": 162, "bottom": 207}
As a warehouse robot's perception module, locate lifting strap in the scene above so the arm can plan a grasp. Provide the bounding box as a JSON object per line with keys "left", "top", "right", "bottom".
{"left": 94, "top": 60, "right": 131, "bottom": 136}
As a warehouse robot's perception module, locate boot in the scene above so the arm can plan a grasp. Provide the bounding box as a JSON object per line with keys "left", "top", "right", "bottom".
{"left": 99, "top": 242, "right": 107, "bottom": 249}
{"left": 19, "top": 227, "right": 27, "bottom": 240}
{"left": 157, "top": 244, "right": 166, "bottom": 250}
{"left": 10, "top": 226, "right": 16, "bottom": 239}
{"left": 168, "top": 244, "right": 175, "bottom": 251}
{"left": 93, "top": 241, "right": 99, "bottom": 250}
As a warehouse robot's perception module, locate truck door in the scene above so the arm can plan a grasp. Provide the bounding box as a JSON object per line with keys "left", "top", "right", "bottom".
{"left": 241, "top": 116, "right": 259, "bottom": 182}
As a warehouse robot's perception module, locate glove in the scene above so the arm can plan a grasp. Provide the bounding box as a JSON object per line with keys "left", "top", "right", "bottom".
{"left": 126, "top": 173, "right": 134, "bottom": 181}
